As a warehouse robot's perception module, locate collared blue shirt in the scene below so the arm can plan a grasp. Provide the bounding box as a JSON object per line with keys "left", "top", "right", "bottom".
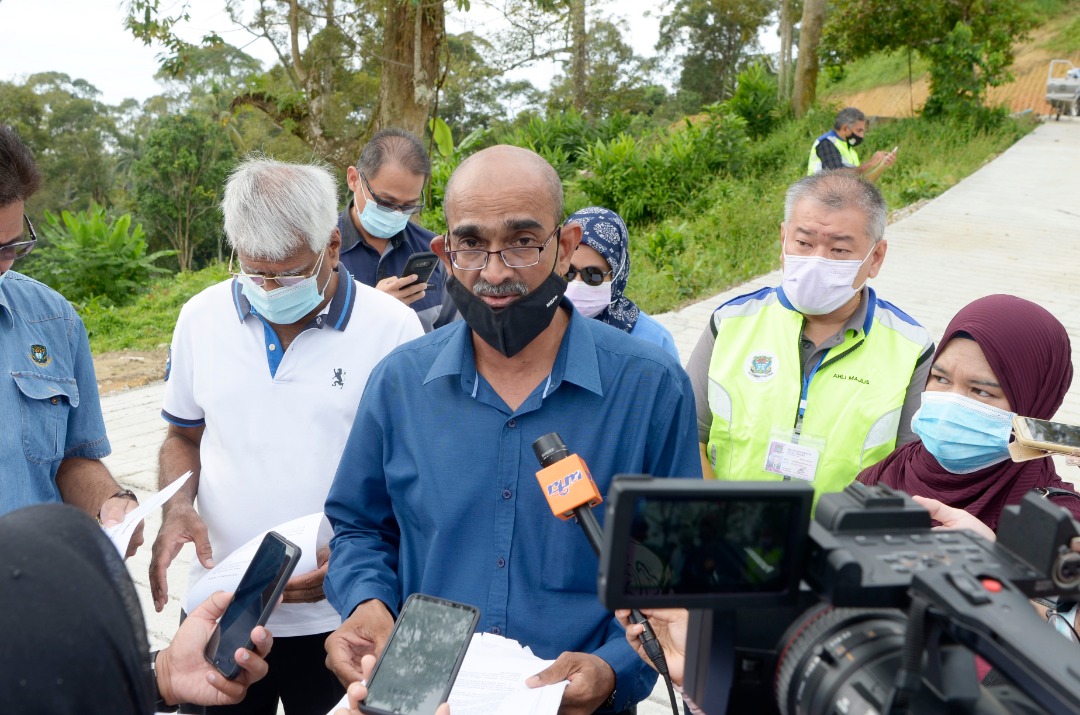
{"left": 0, "top": 271, "right": 110, "bottom": 516}
{"left": 325, "top": 302, "right": 702, "bottom": 711}
{"left": 337, "top": 202, "right": 446, "bottom": 332}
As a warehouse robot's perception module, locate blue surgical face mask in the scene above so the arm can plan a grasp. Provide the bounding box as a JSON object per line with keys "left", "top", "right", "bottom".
{"left": 911, "top": 391, "right": 1016, "bottom": 474}
{"left": 239, "top": 251, "right": 329, "bottom": 325}
{"left": 357, "top": 186, "right": 410, "bottom": 239}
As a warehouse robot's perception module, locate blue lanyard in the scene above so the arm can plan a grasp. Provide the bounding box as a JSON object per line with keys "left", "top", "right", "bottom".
{"left": 796, "top": 351, "right": 829, "bottom": 432}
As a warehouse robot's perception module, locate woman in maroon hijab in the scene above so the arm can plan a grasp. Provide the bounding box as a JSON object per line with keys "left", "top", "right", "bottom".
{"left": 858, "top": 294, "right": 1080, "bottom": 531}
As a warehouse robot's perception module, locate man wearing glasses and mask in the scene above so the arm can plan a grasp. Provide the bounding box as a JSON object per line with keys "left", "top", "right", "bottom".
{"left": 324, "top": 145, "right": 701, "bottom": 715}
{"left": 338, "top": 128, "right": 448, "bottom": 332}
{"left": 0, "top": 125, "right": 143, "bottom": 549}
{"left": 151, "top": 157, "right": 422, "bottom": 715}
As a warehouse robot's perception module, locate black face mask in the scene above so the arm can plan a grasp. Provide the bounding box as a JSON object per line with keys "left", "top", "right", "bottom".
{"left": 445, "top": 270, "right": 568, "bottom": 358}
{"left": 846, "top": 133, "right": 864, "bottom": 147}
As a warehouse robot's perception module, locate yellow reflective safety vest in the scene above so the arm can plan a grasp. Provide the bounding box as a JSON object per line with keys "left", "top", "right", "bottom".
{"left": 705, "top": 287, "right": 930, "bottom": 498}
{"left": 808, "top": 131, "right": 861, "bottom": 175}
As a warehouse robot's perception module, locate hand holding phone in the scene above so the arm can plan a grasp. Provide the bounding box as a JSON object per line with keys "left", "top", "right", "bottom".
{"left": 204, "top": 532, "right": 301, "bottom": 679}
{"left": 359, "top": 594, "right": 479, "bottom": 715}
{"left": 400, "top": 251, "right": 439, "bottom": 287}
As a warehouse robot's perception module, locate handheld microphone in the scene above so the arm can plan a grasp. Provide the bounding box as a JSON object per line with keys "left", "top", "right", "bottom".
{"left": 532, "top": 433, "right": 677, "bottom": 714}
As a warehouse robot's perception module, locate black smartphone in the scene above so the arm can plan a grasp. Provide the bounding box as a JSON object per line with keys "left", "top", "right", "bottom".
{"left": 360, "top": 593, "right": 480, "bottom": 715}
{"left": 400, "top": 251, "right": 439, "bottom": 286}
{"left": 204, "top": 531, "right": 301, "bottom": 679}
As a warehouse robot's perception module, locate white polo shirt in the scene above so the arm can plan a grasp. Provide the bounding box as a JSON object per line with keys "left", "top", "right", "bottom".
{"left": 162, "top": 268, "right": 423, "bottom": 637}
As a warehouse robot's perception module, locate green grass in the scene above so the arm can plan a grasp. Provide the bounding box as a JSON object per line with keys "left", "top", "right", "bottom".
{"left": 821, "top": 50, "right": 930, "bottom": 97}
{"left": 81, "top": 263, "right": 230, "bottom": 353}
{"left": 1044, "top": 13, "right": 1080, "bottom": 53}
{"left": 621, "top": 111, "right": 1037, "bottom": 314}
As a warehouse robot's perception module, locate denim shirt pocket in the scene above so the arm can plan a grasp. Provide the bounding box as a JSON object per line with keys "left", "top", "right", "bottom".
{"left": 12, "top": 372, "right": 80, "bottom": 464}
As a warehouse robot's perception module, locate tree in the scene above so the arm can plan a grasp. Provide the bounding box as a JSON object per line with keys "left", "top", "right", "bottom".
{"left": 791, "top": 0, "right": 823, "bottom": 117}
{"left": 0, "top": 74, "right": 121, "bottom": 213}
{"left": 131, "top": 113, "right": 235, "bottom": 271}
{"left": 546, "top": 20, "right": 666, "bottom": 118}
{"left": 820, "top": 0, "right": 1035, "bottom": 118}
{"left": 657, "top": 0, "right": 777, "bottom": 113}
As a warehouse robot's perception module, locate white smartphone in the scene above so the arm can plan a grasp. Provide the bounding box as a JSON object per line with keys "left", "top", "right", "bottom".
{"left": 1012, "top": 416, "right": 1080, "bottom": 456}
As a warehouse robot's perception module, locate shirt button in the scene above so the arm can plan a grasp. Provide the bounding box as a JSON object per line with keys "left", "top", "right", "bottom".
{"left": 507, "top": 419, "right": 516, "bottom": 428}
{"left": 268, "top": 344, "right": 277, "bottom": 351}
{"left": 497, "top": 557, "right": 506, "bottom": 568}
{"left": 502, "top": 489, "right": 512, "bottom": 499}
{"left": 50, "top": 397, "right": 59, "bottom": 405}
{"left": 491, "top": 626, "right": 501, "bottom": 635}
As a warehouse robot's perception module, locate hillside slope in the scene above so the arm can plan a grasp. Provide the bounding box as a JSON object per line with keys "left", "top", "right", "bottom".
{"left": 824, "top": 15, "right": 1080, "bottom": 117}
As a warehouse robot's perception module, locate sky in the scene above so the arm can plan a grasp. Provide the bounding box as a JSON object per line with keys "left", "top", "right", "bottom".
{"left": 0, "top": 0, "right": 708, "bottom": 106}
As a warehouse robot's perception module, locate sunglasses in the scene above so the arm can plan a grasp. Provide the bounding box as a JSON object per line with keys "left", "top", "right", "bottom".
{"left": 359, "top": 172, "right": 425, "bottom": 216}
{"left": 228, "top": 250, "right": 325, "bottom": 288}
{"left": 0, "top": 214, "right": 38, "bottom": 262}
{"left": 564, "top": 265, "right": 612, "bottom": 287}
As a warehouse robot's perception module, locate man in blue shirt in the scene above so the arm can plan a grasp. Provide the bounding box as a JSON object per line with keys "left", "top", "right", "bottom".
{"left": 324, "top": 145, "right": 701, "bottom": 714}
{"left": 0, "top": 125, "right": 141, "bottom": 549}
{"left": 338, "top": 128, "right": 448, "bottom": 332}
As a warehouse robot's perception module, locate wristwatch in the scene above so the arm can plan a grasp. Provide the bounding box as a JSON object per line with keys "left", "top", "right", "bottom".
{"left": 97, "top": 489, "right": 139, "bottom": 524}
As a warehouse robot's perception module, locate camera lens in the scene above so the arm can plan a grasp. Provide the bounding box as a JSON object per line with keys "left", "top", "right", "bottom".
{"left": 775, "top": 606, "right": 906, "bottom": 715}
{"left": 1053, "top": 551, "right": 1080, "bottom": 590}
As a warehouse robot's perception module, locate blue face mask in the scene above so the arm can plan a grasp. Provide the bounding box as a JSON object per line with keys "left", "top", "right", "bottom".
{"left": 911, "top": 391, "right": 1016, "bottom": 474}
{"left": 357, "top": 190, "right": 410, "bottom": 240}
{"left": 239, "top": 251, "right": 329, "bottom": 325}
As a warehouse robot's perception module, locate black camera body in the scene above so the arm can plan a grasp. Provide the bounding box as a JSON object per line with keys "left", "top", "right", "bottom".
{"left": 598, "top": 478, "right": 1080, "bottom": 715}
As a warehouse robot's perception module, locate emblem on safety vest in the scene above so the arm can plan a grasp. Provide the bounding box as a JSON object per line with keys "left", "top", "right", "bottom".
{"left": 746, "top": 352, "right": 776, "bottom": 382}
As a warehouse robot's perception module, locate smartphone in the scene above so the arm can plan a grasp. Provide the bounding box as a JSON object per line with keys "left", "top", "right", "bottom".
{"left": 204, "top": 532, "right": 301, "bottom": 679}
{"left": 400, "top": 251, "right": 439, "bottom": 287}
{"left": 1013, "top": 416, "right": 1080, "bottom": 455}
{"left": 360, "top": 594, "right": 480, "bottom": 715}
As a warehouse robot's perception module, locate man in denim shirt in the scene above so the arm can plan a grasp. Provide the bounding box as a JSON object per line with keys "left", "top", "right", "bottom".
{"left": 0, "top": 126, "right": 141, "bottom": 551}
{"left": 325, "top": 145, "right": 701, "bottom": 714}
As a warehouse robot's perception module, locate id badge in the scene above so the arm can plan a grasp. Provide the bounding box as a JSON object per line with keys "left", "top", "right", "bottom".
{"left": 764, "top": 429, "right": 824, "bottom": 482}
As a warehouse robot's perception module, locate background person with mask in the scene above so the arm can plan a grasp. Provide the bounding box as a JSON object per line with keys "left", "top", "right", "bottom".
{"left": 687, "top": 172, "right": 933, "bottom": 498}
{"left": 808, "top": 107, "right": 897, "bottom": 182}
{"left": 859, "top": 294, "right": 1080, "bottom": 530}
{"left": 150, "top": 157, "right": 423, "bottom": 715}
{"left": 563, "top": 207, "right": 679, "bottom": 359}
{"left": 338, "top": 128, "right": 447, "bottom": 332}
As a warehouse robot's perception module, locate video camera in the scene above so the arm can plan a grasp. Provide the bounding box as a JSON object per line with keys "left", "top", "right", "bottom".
{"left": 597, "top": 479, "right": 1080, "bottom": 715}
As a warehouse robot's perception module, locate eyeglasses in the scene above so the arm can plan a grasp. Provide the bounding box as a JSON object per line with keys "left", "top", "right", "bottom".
{"left": 565, "top": 265, "right": 612, "bottom": 287}
{"left": 0, "top": 215, "right": 38, "bottom": 262}
{"left": 1047, "top": 607, "right": 1080, "bottom": 643}
{"left": 359, "top": 172, "right": 425, "bottom": 216}
{"left": 445, "top": 228, "right": 559, "bottom": 270}
{"left": 228, "top": 249, "right": 325, "bottom": 288}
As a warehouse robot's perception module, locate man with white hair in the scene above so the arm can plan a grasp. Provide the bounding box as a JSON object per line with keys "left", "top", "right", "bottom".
{"left": 149, "top": 157, "right": 423, "bottom": 715}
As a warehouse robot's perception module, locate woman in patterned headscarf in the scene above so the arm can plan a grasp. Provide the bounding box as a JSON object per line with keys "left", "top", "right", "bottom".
{"left": 564, "top": 207, "right": 679, "bottom": 359}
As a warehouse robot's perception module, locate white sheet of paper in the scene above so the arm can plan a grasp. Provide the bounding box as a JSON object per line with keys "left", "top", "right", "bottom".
{"left": 103, "top": 470, "right": 192, "bottom": 557}
{"left": 185, "top": 512, "right": 330, "bottom": 613}
{"left": 323, "top": 632, "right": 568, "bottom": 715}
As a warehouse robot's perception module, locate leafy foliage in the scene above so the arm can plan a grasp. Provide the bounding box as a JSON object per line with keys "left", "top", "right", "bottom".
{"left": 725, "top": 63, "right": 780, "bottom": 138}
{"left": 822, "top": 0, "right": 1036, "bottom": 118}
{"left": 24, "top": 205, "right": 174, "bottom": 308}
{"left": 131, "top": 113, "right": 235, "bottom": 271}
{"left": 577, "top": 107, "right": 749, "bottom": 223}
{"left": 657, "top": 0, "right": 777, "bottom": 112}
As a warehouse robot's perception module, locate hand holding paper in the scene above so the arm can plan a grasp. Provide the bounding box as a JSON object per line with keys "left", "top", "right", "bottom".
{"left": 103, "top": 471, "right": 192, "bottom": 557}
